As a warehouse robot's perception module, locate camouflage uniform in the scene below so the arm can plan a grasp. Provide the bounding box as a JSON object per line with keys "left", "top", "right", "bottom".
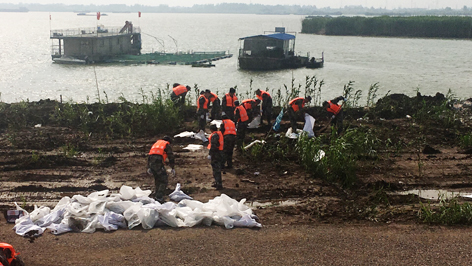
{"left": 148, "top": 142, "right": 174, "bottom": 202}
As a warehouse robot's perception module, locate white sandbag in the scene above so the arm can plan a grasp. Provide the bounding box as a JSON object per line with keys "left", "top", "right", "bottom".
{"left": 88, "top": 200, "right": 107, "bottom": 214}
{"left": 66, "top": 202, "right": 89, "bottom": 217}
{"left": 106, "top": 200, "right": 135, "bottom": 214}
{"left": 123, "top": 202, "right": 144, "bottom": 229}
{"left": 139, "top": 207, "right": 159, "bottom": 229}
{"left": 183, "top": 144, "right": 203, "bottom": 151}
{"left": 72, "top": 195, "right": 92, "bottom": 204}
{"left": 135, "top": 187, "right": 152, "bottom": 198}
{"left": 314, "top": 150, "right": 326, "bottom": 162}
{"left": 174, "top": 131, "right": 195, "bottom": 138}
{"left": 13, "top": 216, "right": 46, "bottom": 237}
{"left": 303, "top": 114, "right": 316, "bottom": 137}
{"left": 81, "top": 215, "right": 99, "bottom": 233}
{"left": 35, "top": 208, "right": 65, "bottom": 227}
{"left": 194, "top": 130, "right": 209, "bottom": 142}
{"left": 233, "top": 214, "right": 262, "bottom": 228}
{"left": 132, "top": 196, "right": 155, "bottom": 205}
{"left": 97, "top": 212, "right": 126, "bottom": 231}
{"left": 87, "top": 190, "right": 109, "bottom": 201}
{"left": 47, "top": 220, "right": 73, "bottom": 235}
{"left": 247, "top": 115, "right": 261, "bottom": 128}
{"left": 285, "top": 128, "right": 303, "bottom": 139}
{"left": 169, "top": 183, "right": 193, "bottom": 202}
{"left": 120, "top": 185, "right": 136, "bottom": 200}
{"left": 53, "top": 196, "right": 71, "bottom": 211}
{"left": 29, "top": 205, "right": 51, "bottom": 222}
{"left": 210, "top": 120, "right": 223, "bottom": 128}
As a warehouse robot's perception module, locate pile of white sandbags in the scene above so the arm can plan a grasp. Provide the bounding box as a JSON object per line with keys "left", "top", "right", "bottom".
{"left": 12, "top": 185, "right": 261, "bottom": 237}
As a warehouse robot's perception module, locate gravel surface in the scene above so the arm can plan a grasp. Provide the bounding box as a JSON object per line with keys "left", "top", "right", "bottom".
{"left": 2, "top": 217, "right": 472, "bottom": 266}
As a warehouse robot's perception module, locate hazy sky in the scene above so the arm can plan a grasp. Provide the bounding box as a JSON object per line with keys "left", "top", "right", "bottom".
{"left": 1, "top": 0, "right": 470, "bottom": 9}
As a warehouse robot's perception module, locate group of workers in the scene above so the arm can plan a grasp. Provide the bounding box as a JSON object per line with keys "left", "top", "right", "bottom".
{"left": 147, "top": 83, "right": 346, "bottom": 202}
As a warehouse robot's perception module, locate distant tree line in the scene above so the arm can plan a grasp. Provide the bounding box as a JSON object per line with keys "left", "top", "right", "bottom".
{"left": 302, "top": 16, "right": 472, "bottom": 39}
{"left": 0, "top": 3, "right": 471, "bottom": 16}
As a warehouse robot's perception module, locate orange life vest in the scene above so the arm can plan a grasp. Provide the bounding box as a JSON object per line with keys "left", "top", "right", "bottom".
{"left": 235, "top": 105, "right": 249, "bottom": 122}
{"left": 209, "top": 92, "right": 218, "bottom": 103}
{"left": 172, "top": 85, "right": 188, "bottom": 96}
{"left": 0, "top": 242, "right": 19, "bottom": 264}
{"left": 326, "top": 101, "right": 341, "bottom": 115}
{"left": 242, "top": 99, "right": 255, "bottom": 110}
{"left": 197, "top": 95, "right": 209, "bottom": 109}
{"left": 256, "top": 90, "right": 271, "bottom": 101}
{"left": 149, "top": 140, "right": 169, "bottom": 162}
{"left": 289, "top": 97, "right": 305, "bottom": 112}
{"left": 222, "top": 119, "right": 236, "bottom": 135}
{"left": 225, "top": 93, "right": 238, "bottom": 107}
{"left": 207, "top": 131, "right": 224, "bottom": 150}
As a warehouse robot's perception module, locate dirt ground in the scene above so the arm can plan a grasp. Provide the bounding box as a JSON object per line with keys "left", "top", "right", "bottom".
{"left": 1, "top": 96, "right": 472, "bottom": 265}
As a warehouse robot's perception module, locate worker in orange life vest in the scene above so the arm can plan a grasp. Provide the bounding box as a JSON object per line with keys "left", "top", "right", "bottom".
{"left": 206, "top": 89, "right": 222, "bottom": 120}
{"left": 220, "top": 114, "right": 237, "bottom": 169}
{"left": 288, "top": 96, "right": 312, "bottom": 133}
{"left": 241, "top": 98, "right": 261, "bottom": 123}
{"left": 148, "top": 136, "right": 175, "bottom": 203}
{"left": 322, "top": 96, "right": 346, "bottom": 135}
{"left": 255, "top": 89, "right": 273, "bottom": 126}
{"left": 222, "top": 87, "right": 238, "bottom": 121}
{"left": 208, "top": 124, "right": 224, "bottom": 189}
{"left": 170, "top": 83, "right": 191, "bottom": 108}
{"left": 197, "top": 90, "right": 210, "bottom": 132}
{"left": 234, "top": 100, "right": 249, "bottom": 149}
{"left": 0, "top": 242, "right": 24, "bottom": 266}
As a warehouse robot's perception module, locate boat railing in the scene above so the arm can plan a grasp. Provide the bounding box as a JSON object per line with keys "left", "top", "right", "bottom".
{"left": 50, "top": 26, "right": 141, "bottom": 38}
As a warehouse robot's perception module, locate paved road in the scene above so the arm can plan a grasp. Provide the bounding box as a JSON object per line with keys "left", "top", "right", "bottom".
{"left": 2, "top": 221, "right": 471, "bottom": 266}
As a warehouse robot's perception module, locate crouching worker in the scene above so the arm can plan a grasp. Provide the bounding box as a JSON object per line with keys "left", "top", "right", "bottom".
{"left": 148, "top": 136, "right": 175, "bottom": 203}
{"left": 322, "top": 96, "right": 346, "bottom": 135}
{"left": 220, "top": 114, "right": 236, "bottom": 169}
{"left": 170, "top": 83, "right": 191, "bottom": 107}
{"left": 288, "top": 96, "right": 312, "bottom": 133}
{"left": 208, "top": 124, "right": 224, "bottom": 190}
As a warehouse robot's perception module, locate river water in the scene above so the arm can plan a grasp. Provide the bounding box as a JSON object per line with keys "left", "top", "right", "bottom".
{"left": 1, "top": 12, "right": 471, "bottom": 104}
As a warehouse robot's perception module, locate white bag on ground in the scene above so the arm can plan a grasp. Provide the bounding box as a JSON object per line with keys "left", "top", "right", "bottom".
{"left": 194, "top": 130, "right": 208, "bottom": 142}
{"left": 303, "top": 114, "right": 316, "bottom": 137}
{"left": 247, "top": 115, "right": 261, "bottom": 128}
{"left": 169, "top": 183, "right": 193, "bottom": 202}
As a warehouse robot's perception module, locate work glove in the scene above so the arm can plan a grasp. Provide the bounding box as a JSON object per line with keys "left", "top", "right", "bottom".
{"left": 207, "top": 155, "right": 211, "bottom": 160}
{"left": 331, "top": 115, "right": 336, "bottom": 119}
{"left": 147, "top": 168, "right": 152, "bottom": 175}
{"left": 171, "top": 168, "right": 176, "bottom": 177}
{"left": 342, "top": 97, "right": 347, "bottom": 101}
{"left": 200, "top": 115, "right": 205, "bottom": 119}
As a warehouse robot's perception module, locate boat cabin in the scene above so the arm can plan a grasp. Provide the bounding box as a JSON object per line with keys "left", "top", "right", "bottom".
{"left": 238, "top": 27, "right": 295, "bottom": 59}
{"left": 50, "top": 21, "right": 142, "bottom": 63}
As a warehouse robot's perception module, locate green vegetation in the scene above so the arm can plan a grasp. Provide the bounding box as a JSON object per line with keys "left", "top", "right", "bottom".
{"left": 459, "top": 133, "right": 472, "bottom": 149}
{"left": 420, "top": 197, "right": 472, "bottom": 225}
{"left": 302, "top": 16, "right": 472, "bottom": 39}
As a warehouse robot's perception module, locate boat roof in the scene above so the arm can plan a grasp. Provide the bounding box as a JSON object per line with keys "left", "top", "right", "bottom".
{"left": 239, "top": 33, "right": 295, "bottom": 41}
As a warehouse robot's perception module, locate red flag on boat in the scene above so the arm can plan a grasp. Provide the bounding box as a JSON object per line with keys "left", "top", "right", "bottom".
{"left": 138, "top": 11, "right": 141, "bottom": 17}
{"left": 97, "top": 12, "right": 101, "bottom": 20}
